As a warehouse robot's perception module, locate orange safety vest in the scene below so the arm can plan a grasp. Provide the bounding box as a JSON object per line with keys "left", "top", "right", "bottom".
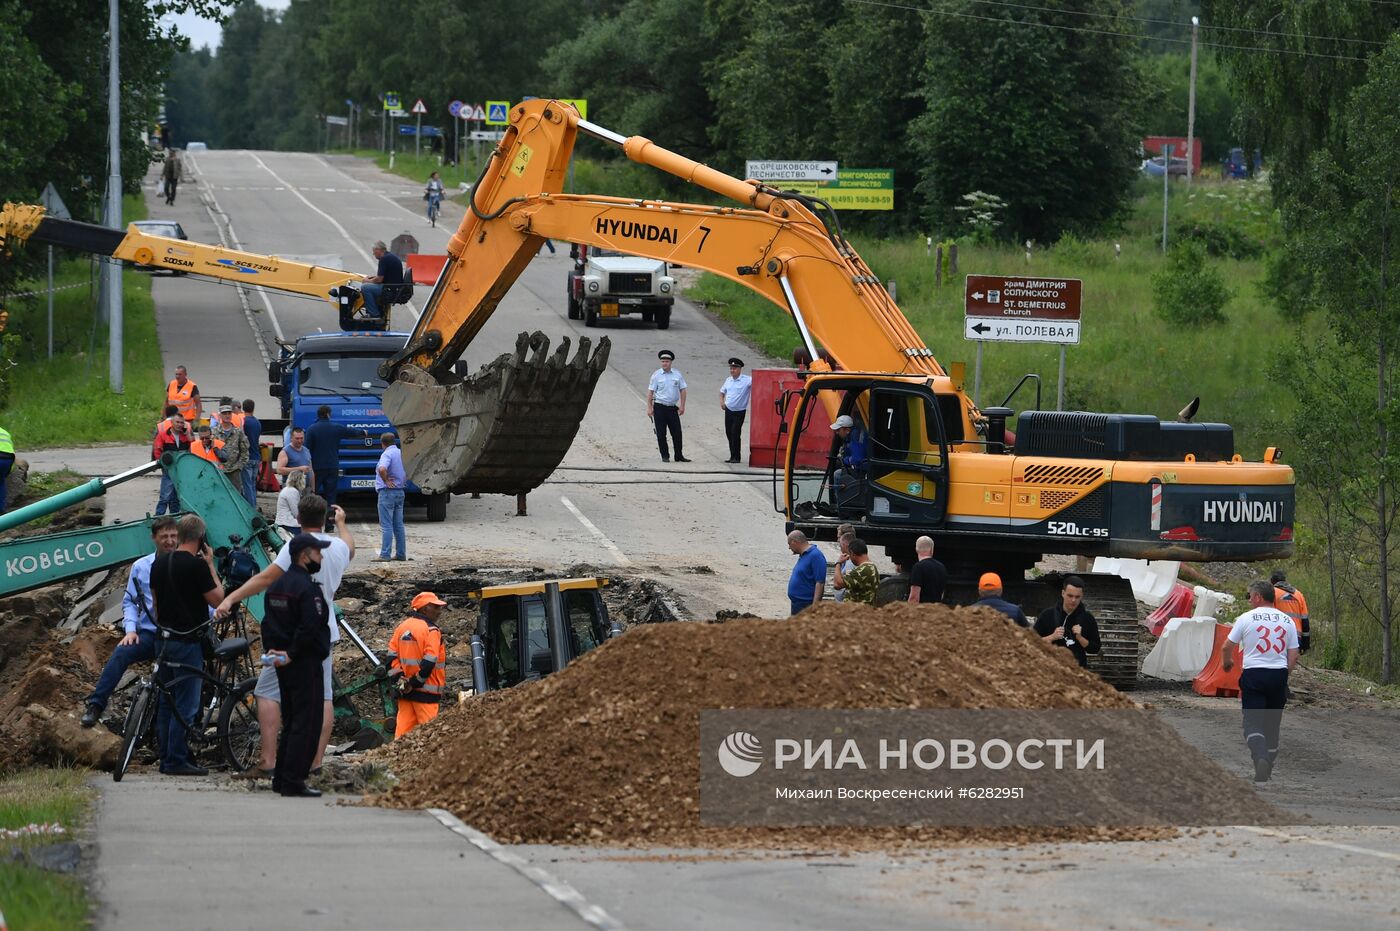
{"left": 166, "top": 378, "right": 199, "bottom": 421}
{"left": 1274, "top": 585, "right": 1310, "bottom": 637}
{"left": 190, "top": 437, "right": 224, "bottom": 464}
{"left": 388, "top": 613, "right": 445, "bottom": 700}
{"left": 230, "top": 412, "right": 246, "bottom": 429}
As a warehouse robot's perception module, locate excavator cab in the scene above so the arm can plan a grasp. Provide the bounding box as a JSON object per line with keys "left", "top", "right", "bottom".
{"left": 470, "top": 578, "right": 621, "bottom": 693}
{"left": 786, "top": 377, "right": 951, "bottom": 534}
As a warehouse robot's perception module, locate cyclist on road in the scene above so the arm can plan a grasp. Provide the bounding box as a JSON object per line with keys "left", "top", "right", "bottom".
{"left": 425, "top": 171, "right": 444, "bottom": 226}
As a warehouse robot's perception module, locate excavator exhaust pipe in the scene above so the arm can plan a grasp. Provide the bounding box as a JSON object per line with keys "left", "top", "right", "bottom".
{"left": 383, "top": 331, "right": 610, "bottom": 496}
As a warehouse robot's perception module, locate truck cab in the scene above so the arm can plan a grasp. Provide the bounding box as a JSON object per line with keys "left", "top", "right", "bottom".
{"left": 566, "top": 244, "right": 676, "bottom": 329}
{"left": 268, "top": 331, "right": 449, "bottom": 521}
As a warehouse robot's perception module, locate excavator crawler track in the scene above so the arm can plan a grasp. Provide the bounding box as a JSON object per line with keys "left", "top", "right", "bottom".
{"left": 382, "top": 330, "right": 610, "bottom": 496}
{"left": 948, "top": 571, "right": 1142, "bottom": 691}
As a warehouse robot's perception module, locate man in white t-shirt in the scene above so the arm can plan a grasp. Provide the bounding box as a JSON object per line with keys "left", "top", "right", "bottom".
{"left": 1221, "top": 579, "right": 1300, "bottom": 783}
{"left": 216, "top": 493, "right": 354, "bottom": 777}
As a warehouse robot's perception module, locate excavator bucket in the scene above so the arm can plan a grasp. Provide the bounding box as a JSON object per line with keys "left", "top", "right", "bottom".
{"left": 382, "top": 331, "right": 610, "bottom": 496}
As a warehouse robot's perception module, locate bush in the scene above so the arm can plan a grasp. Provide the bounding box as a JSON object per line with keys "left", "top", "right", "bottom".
{"left": 1052, "top": 232, "right": 1113, "bottom": 267}
{"left": 1151, "top": 242, "right": 1232, "bottom": 325}
{"left": 1176, "top": 220, "right": 1266, "bottom": 259}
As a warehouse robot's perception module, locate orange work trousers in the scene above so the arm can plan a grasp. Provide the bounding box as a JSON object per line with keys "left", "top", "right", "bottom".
{"left": 395, "top": 700, "right": 439, "bottom": 738}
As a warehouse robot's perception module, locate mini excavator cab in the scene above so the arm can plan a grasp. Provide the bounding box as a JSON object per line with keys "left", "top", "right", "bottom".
{"left": 469, "top": 578, "right": 622, "bottom": 693}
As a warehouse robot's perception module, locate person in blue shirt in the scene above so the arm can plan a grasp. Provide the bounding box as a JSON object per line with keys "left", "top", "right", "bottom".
{"left": 719, "top": 357, "right": 752, "bottom": 463}
{"left": 786, "top": 530, "right": 828, "bottom": 615}
{"left": 361, "top": 241, "right": 404, "bottom": 319}
{"left": 830, "top": 414, "right": 868, "bottom": 506}
{"left": 374, "top": 432, "right": 408, "bottom": 561}
{"left": 240, "top": 398, "right": 262, "bottom": 508}
{"left": 81, "top": 517, "right": 179, "bottom": 727}
{"left": 304, "top": 405, "right": 370, "bottom": 510}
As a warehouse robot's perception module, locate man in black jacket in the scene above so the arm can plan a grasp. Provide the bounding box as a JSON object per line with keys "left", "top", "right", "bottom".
{"left": 261, "top": 534, "right": 331, "bottom": 798}
{"left": 1034, "top": 576, "right": 1101, "bottom": 668}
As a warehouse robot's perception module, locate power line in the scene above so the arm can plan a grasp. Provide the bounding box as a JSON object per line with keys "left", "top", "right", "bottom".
{"left": 843, "top": 0, "right": 1373, "bottom": 63}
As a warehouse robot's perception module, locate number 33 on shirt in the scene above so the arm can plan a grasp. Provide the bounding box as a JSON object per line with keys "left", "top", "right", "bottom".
{"left": 1227, "top": 607, "right": 1299, "bottom": 669}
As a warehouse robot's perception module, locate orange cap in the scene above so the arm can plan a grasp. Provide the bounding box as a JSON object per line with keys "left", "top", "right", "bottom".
{"left": 978, "top": 572, "right": 1002, "bottom": 592}
{"left": 411, "top": 592, "right": 447, "bottom": 610}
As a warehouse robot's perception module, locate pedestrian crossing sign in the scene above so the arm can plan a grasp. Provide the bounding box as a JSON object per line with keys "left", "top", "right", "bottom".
{"left": 485, "top": 101, "right": 509, "bottom": 126}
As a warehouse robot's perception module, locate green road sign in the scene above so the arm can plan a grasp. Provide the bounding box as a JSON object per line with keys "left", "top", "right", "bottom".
{"left": 785, "top": 168, "right": 894, "bottom": 210}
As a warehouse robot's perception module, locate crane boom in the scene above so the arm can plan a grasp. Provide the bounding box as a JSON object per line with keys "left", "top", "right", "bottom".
{"left": 0, "top": 202, "right": 396, "bottom": 328}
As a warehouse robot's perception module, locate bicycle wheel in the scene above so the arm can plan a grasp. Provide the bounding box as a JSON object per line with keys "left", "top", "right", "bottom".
{"left": 114, "top": 685, "right": 156, "bottom": 782}
{"left": 218, "top": 679, "right": 262, "bottom": 772}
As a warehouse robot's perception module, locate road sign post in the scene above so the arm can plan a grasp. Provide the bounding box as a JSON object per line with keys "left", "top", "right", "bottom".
{"left": 964, "top": 275, "right": 1084, "bottom": 411}
{"left": 411, "top": 98, "right": 427, "bottom": 158}
{"left": 40, "top": 184, "right": 71, "bottom": 360}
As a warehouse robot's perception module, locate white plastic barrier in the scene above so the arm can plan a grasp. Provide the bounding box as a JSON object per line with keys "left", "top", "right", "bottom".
{"left": 1091, "top": 557, "right": 1182, "bottom": 607}
{"left": 1141, "top": 615, "right": 1218, "bottom": 680}
{"left": 1192, "top": 585, "right": 1235, "bottom": 619}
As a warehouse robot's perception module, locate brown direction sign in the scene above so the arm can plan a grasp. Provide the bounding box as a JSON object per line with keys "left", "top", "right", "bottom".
{"left": 964, "top": 275, "right": 1082, "bottom": 321}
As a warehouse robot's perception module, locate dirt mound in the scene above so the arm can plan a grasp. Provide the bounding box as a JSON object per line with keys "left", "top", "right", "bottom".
{"left": 0, "top": 610, "right": 121, "bottom": 771}
{"left": 372, "top": 602, "right": 1278, "bottom": 848}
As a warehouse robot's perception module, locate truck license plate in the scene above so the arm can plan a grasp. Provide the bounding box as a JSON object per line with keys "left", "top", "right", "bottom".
{"left": 600, "top": 303, "right": 619, "bottom": 317}
{"left": 349, "top": 479, "right": 375, "bottom": 489}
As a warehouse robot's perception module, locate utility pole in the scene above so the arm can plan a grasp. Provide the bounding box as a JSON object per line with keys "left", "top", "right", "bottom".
{"left": 1186, "top": 15, "right": 1200, "bottom": 187}
{"left": 1161, "top": 144, "right": 1172, "bottom": 254}
{"left": 105, "top": 0, "right": 123, "bottom": 393}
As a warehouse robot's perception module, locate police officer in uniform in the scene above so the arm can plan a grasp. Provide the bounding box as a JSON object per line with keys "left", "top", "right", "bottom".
{"left": 647, "top": 350, "right": 689, "bottom": 462}
{"left": 719, "top": 357, "right": 751, "bottom": 463}
{"left": 261, "top": 533, "right": 332, "bottom": 798}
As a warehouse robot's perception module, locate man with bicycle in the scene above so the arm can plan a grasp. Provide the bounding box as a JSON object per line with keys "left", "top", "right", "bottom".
{"left": 81, "top": 517, "right": 179, "bottom": 729}
{"left": 149, "top": 514, "right": 225, "bottom": 776}
{"left": 425, "top": 171, "right": 444, "bottom": 226}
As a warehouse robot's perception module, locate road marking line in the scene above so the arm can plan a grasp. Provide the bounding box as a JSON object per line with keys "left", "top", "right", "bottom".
{"left": 185, "top": 154, "right": 284, "bottom": 355}
{"left": 312, "top": 154, "right": 442, "bottom": 227}
{"left": 1236, "top": 825, "right": 1400, "bottom": 861}
{"left": 426, "top": 809, "right": 631, "bottom": 931}
{"left": 245, "top": 151, "right": 421, "bottom": 323}
{"left": 560, "top": 496, "right": 631, "bottom": 566}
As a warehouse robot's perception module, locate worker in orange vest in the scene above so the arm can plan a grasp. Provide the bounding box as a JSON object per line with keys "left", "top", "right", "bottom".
{"left": 155, "top": 403, "right": 180, "bottom": 438}
{"left": 387, "top": 592, "right": 447, "bottom": 737}
{"left": 190, "top": 424, "right": 225, "bottom": 464}
{"left": 166, "top": 365, "right": 201, "bottom": 424}
{"left": 1271, "top": 569, "right": 1311, "bottom": 653}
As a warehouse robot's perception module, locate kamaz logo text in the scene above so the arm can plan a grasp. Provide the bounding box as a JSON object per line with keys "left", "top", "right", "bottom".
{"left": 1203, "top": 499, "right": 1281, "bottom": 523}
{"left": 595, "top": 218, "right": 678, "bottom": 244}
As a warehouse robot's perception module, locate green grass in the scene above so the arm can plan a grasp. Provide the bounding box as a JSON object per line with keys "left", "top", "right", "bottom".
{"left": 0, "top": 767, "right": 93, "bottom": 930}
{"left": 690, "top": 175, "right": 1301, "bottom": 457}
{"left": 3, "top": 193, "right": 166, "bottom": 449}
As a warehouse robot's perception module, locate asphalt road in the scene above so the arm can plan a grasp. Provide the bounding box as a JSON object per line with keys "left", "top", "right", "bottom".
{"left": 147, "top": 149, "right": 794, "bottom": 619}
{"left": 80, "top": 152, "right": 1400, "bottom": 931}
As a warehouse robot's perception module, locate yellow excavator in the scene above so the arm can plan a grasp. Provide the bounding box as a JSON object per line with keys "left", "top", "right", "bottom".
{"left": 1, "top": 100, "right": 1294, "bottom": 686}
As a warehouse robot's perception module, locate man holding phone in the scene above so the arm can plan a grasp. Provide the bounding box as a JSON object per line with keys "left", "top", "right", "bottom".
{"left": 216, "top": 494, "right": 354, "bottom": 778}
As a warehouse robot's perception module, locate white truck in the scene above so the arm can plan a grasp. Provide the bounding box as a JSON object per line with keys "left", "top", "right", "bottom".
{"left": 566, "top": 245, "right": 676, "bottom": 329}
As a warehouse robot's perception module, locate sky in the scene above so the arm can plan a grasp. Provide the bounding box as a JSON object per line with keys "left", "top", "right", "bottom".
{"left": 161, "top": 0, "right": 290, "bottom": 52}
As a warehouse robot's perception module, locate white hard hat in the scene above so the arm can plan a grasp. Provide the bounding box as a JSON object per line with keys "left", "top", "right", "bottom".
{"left": 831, "top": 415, "right": 854, "bottom": 430}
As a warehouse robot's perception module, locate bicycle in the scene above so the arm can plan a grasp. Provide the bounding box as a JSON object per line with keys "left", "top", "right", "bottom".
{"left": 113, "top": 621, "right": 259, "bottom": 782}
{"left": 426, "top": 190, "right": 442, "bottom": 228}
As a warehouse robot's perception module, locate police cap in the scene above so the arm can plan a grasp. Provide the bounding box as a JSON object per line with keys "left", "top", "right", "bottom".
{"left": 657, "top": 350, "right": 675, "bottom": 361}
{"left": 728, "top": 357, "right": 744, "bottom": 368}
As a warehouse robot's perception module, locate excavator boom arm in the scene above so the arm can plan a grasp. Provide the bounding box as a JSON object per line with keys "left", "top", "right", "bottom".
{"left": 393, "top": 100, "right": 938, "bottom": 382}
